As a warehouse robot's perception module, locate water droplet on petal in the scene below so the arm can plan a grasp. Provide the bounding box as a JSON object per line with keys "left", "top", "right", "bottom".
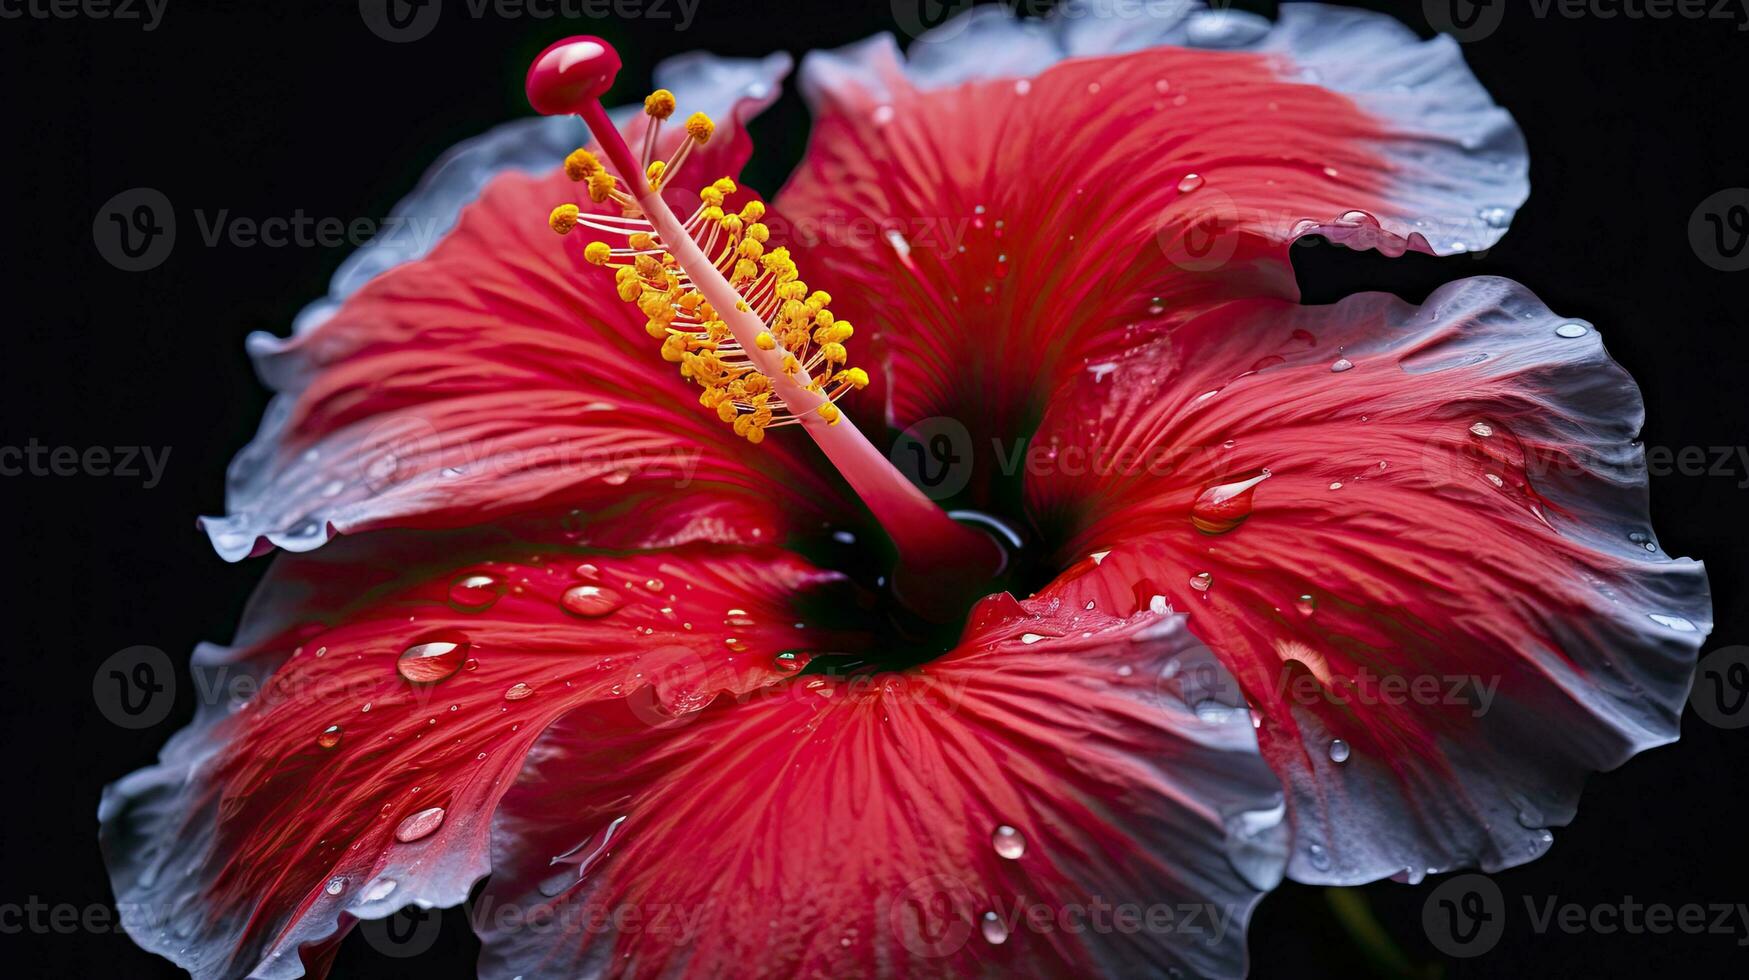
{"left": 1307, "top": 843, "right": 1332, "bottom": 871}
{"left": 774, "top": 651, "right": 811, "bottom": 674}
{"left": 324, "top": 876, "right": 346, "bottom": 896}
{"left": 1189, "top": 571, "right": 1213, "bottom": 592}
{"left": 504, "top": 682, "right": 535, "bottom": 701}
{"left": 360, "top": 878, "right": 397, "bottom": 903}
{"left": 992, "top": 825, "right": 1026, "bottom": 860}
{"left": 396, "top": 631, "right": 470, "bottom": 684}
{"left": 1294, "top": 595, "right": 1316, "bottom": 617}
{"left": 1177, "top": 173, "right": 1204, "bottom": 193}
{"left": 1330, "top": 357, "right": 1354, "bottom": 373}
{"left": 447, "top": 573, "right": 505, "bottom": 612}
{"left": 395, "top": 806, "right": 446, "bottom": 843}
{"left": 561, "top": 584, "right": 623, "bottom": 618}
{"left": 1329, "top": 739, "right": 1351, "bottom": 763}
{"left": 1469, "top": 421, "right": 1494, "bottom": 437}
{"left": 1020, "top": 633, "right": 1045, "bottom": 645}
{"left": 1555, "top": 322, "right": 1589, "bottom": 338}
{"left": 980, "top": 911, "right": 1009, "bottom": 945}
{"left": 317, "top": 725, "right": 343, "bottom": 749}
{"left": 1191, "top": 470, "right": 1270, "bottom": 534}
{"left": 1013, "top": 78, "right": 1031, "bottom": 95}
{"left": 1649, "top": 613, "right": 1697, "bottom": 632}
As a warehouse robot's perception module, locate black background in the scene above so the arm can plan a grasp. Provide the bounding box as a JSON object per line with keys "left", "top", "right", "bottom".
{"left": 2, "top": 0, "right": 1746, "bottom": 976}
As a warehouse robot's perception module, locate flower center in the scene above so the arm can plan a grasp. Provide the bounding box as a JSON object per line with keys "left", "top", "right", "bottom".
{"left": 526, "top": 36, "right": 1002, "bottom": 621}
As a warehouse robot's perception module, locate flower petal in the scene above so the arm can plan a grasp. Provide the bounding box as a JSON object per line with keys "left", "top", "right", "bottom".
{"left": 202, "top": 54, "right": 829, "bottom": 561}
{"left": 475, "top": 579, "right": 1285, "bottom": 979}
{"left": 1026, "top": 276, "right": 1710, "bottom": 884}
{"left": 99, "top": 533, "right": 847, "bottom": 980}
{"left": 777, "top": 1, "right": 1523, "bottom": 456}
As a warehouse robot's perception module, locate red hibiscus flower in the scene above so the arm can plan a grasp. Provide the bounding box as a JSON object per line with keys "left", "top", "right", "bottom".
{"left": 101, "top": 4, "right": 1711, "bottom": 978}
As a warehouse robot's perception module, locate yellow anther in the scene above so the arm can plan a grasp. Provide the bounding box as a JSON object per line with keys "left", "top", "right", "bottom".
{"left": 548, "top": 204, "right": 581, "bottom": 235}
{"left": 546, "top": 148, "right": 871, "bottom": 446}
{"left": 564, "top": 149, "right": 601, "bottom": 181}
{"left": 587, "top": 171, "right": 616, "bottom": 203}
{"left": 644, "top": 89, "right": 677, "bottom": 120}
{"left": 661, "top": 334, "right": 692, "bottom": 362}
{"left": 685, "top": 112, "right": 714, "bottom": 144}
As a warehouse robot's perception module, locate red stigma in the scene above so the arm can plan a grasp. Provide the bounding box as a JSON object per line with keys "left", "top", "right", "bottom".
{"left": 526, "top": 36, "right": 621, "bottom": 116}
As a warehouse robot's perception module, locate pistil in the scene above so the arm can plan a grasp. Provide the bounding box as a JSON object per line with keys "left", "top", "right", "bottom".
{"left": 526, "top": 37, "right": 1001, "bottom": 616}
